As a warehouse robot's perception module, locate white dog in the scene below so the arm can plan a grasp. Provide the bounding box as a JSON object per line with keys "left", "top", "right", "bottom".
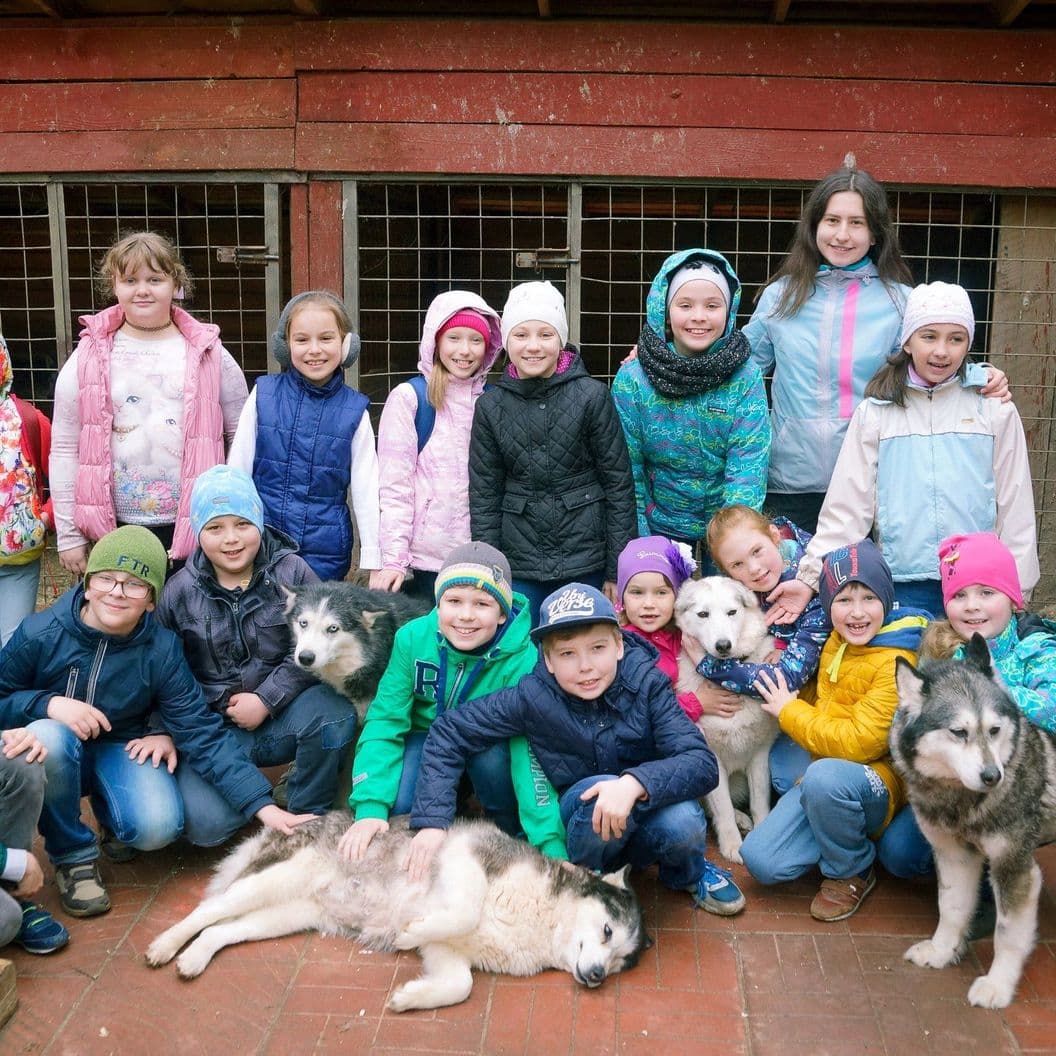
{"left": 674, "top": 576, "right": 780, "bottom": 863}
{"left": 146, "top": 814, "right": 649, "bottom": 1012}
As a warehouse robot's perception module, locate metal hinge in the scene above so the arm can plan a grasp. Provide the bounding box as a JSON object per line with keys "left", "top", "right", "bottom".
{"left": 515, "top": 248, "right": 579, "bottom": 270}
{"left": 216, "top": 246, "right": 279, "bottom": 267}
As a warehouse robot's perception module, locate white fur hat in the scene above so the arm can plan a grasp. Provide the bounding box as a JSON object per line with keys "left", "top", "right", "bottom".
{"left": 500, "top": 281, "right": 569, "bottom": 348}
{"left": 899, "top": 282, "right": 975, "bottom": 348}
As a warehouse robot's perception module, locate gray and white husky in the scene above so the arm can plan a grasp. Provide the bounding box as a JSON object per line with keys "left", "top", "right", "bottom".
{"left": 146, "top": 814, "right": 649, "bottom": 1012}
{"left": 891, "top": 634, "right": 1056, "bottom": 1009}
{"left": 674, "top": 576, "right": 780, "bottom": 863}
{"left": 283, "top": 582, "right": 430, "bottom": 719}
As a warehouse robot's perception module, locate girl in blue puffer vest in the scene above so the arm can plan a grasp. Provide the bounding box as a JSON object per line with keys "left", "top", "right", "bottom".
{"left": 228, "top": 291, "right": 381, "bottom": 583}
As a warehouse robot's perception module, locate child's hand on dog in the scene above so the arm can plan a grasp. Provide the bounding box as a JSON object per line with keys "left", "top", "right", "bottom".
{"left": 255, "top": 804, "right": 318, "bottom": 835}
{"left": 338, "top": 817, "right": 389, "bottom": 861}
{"left": 581, "top": 776, "right": 646, "bottom": 841}
{"left": 764, "top": 579, "right": 814, "bottom": 626}
{"left": 753, "top": 669, "right": 795, "bottom": 716}
{"left": 694, "top": 680, "right": 744, "bottom": 719}
{"left": 404, "top": 828, "right": 447, "bottom": 884}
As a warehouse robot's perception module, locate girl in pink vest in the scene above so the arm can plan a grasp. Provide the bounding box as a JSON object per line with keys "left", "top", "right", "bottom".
{"left": 50, "top": 232, "right": 248, "bottom": 574}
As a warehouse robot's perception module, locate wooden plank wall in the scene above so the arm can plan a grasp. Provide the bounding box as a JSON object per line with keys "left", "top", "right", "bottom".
{"left": 1, "top": 17, "right": 1054, "bottom": 187}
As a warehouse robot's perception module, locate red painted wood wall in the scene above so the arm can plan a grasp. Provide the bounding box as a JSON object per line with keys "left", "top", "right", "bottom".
{"left": 3, "top": 17, "right": 1055, "bottom": 285}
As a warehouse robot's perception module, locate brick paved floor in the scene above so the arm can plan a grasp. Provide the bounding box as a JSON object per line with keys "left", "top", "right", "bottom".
{"left": 2, "top": 830, "right": 1054, "bottom": 1055}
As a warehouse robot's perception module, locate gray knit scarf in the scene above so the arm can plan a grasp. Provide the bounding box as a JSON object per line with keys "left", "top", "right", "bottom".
{"left": 636, "top": 324, "right": 751, "bottom": 398}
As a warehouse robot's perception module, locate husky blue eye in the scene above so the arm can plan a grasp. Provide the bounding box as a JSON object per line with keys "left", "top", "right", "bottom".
{"left": 989, "top": 726, "right": 1001, "bottom": 738}
{"left": 603, "top": 924, "right": 612, "bottom": 942}
{"left": 327, "top": 624, "right": 339, "bottom": 634}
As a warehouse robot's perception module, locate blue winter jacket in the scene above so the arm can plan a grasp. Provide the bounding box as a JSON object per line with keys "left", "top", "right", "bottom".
{"left": 253, "top": 370, "right": 369, "bottom": 580}
{"left": 411, "top": 630, "right": 718, "bottom": 831}
{"left": 612, "top": 247, "right": 770, "bottom": 540}
{"left": 0, "top": 586, "right": 274, "bottom": 819}
{"left": 744, "top": 263, "right": 909, "bottom": 495}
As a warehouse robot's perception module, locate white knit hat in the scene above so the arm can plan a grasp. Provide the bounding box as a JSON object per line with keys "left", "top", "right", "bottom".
{"left": 666, "top": 261, "right": 731, "bottom": 310}
{"left": 500, "top": 281, "right": 569, "bottom": 348}
{"left": 899, "top": 282, "right": 976, "bottom": 348}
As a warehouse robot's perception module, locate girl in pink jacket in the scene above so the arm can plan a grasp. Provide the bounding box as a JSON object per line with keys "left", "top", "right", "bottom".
{"left": 373, "top": 291, "right": 502, "bottom": 597}
{"left": 50, "top": 232, "right": 247, "bottom": 573}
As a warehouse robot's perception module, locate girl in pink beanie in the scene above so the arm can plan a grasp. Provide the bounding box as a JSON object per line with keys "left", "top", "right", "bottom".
{"left": 923, "top": 532, "right": 1056, "bottom": 735}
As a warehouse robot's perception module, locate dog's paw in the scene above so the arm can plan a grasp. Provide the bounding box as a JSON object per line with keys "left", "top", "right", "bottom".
{"left": 174, "top": 945, "right": 212, "bottom": 979}
{"left": 904, "top": 939, "right": 963, "bottom": 969}
{"left": 733, "top": 809, "right": 753, "bottom": 834}
{"left": 393, "top": 922, "right": 427, "bottom": 950}
{"left": 387, "top": 981, "right": 430, "bottom": 1012}
{"left": 967, "top": 973, "right": 1016, "bottom": 1009}
{"left": 716, "top": 833, "right": 744, "bottom": 865}
{"left": 144, "top": 934, "right": 180, "bottom": 967}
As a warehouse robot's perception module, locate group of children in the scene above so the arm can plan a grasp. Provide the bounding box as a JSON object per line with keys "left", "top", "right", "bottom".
{"left": 0, "top": 157, "right": 1050, "bottom": 958}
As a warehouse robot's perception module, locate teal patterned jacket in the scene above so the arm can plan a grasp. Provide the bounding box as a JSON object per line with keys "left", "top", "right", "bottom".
{"left": 611, "top": 248, "right": 770, "bottom": 541}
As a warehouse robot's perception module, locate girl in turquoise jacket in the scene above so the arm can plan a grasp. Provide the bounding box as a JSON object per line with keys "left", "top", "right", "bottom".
{"left": 340, "top": 542, "right": 566, "bottom": 862}
{"left": 611, "top": 248, "right": 769, "bottom": 557}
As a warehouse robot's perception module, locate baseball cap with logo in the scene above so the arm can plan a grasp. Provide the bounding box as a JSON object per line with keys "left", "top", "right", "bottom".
{"left": 530, "top": 583, "right": 620, "bottom": 643}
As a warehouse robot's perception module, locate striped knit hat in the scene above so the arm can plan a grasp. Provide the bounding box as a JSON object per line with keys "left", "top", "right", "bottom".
{"left": 435, "top": 541, "right": 514, "bottom": 617}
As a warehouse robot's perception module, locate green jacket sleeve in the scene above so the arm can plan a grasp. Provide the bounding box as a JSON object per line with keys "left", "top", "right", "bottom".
{"left": 509, "top": 736, "right": 567, "bottom": 860}
{"left": 348, "top": 628, "right": 432, "bottom": 820}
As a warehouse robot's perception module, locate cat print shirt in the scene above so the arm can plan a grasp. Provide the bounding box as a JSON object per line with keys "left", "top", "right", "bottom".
{"left": 108, "top": 332, "right": 187, "bottom": 526}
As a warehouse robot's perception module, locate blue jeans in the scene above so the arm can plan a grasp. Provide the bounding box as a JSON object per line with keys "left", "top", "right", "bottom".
{"left": 769, "top": 733, "right": 809, "bottom": 795}
{"left": 741, "top": 757, "right": 889, "bottom": 883}
{"left": 0, "top": 560, "right": 41, "bottom": 647}
{"left": 178, "top": 683, "right": 358, "bottom": 846}
{"left": 513, "top": 572, "right": 605, "bottom": 627}
{"left": 0, "top": 752, "right": 46, "bottom": 944}
{"left": 877, "top": 805, "right": 935, "bottom": 879}
{"left": 393, "top": 730, "right": 520, "bottom": 836}
{"left": 29, "top": 719, "right": 184, "bottom": 866}
{"left": 893, "top": 580, "right": 943, "bottom": 619}
{"left": 559, "top": 774, "right": 708, "bottom": 890}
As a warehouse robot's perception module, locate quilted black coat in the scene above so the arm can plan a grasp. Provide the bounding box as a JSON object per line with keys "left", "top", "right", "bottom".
{"left": 410, "top": 630, "right": 719, "bottom": 830}
{"left": 469, "top": 350, "right": 636, "bottom": 582}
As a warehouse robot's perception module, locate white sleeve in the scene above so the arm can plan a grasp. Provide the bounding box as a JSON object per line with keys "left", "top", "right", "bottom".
{"left": 348, "top": 413, "right": 381, "bottom": 570}
{"left": 226, "top": 388, "right": 258, "bottom": 474}
{"left": 991, "top": 400, "right": 1040, "bottom": 597}
{"left": 798, "top": 403, "right": 879, "bottom": 590}
{"left": 50, "top": 351, "right": 89, "bottom": 553}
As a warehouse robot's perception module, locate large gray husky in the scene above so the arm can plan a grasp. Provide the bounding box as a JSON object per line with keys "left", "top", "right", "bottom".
{"left": 146, "top": 814, "right": 649, "bottom": 1011}
{"left": 891, "top": 635, "right": 1056, "bottom": 1008}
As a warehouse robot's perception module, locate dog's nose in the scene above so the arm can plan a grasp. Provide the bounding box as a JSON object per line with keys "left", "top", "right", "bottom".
{"left": 980, "top": 765, "right": 1001, "bottom": 787}
{"left": 297, "top": 651, "right": 315, "bottom": 667}
{"left": 584, "top": 964, "right": 606, "bottom": 986}
{"left": 715, "top": 639, "right": 732, "bottom": 655}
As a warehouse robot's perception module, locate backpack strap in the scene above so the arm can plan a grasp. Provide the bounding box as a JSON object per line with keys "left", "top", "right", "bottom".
{"left": 408, "top": 374, "right": 436, "bottom": 455}
{"left": 10, "top": 395, "right": 45, "bottom": 499}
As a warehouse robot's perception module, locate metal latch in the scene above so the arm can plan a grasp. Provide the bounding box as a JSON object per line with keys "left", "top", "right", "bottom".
{"left": 515, "top": 248, "right": 579, "bottom": 269}
{"left": 216, "top": 247, "right": 279, "bottom": 266}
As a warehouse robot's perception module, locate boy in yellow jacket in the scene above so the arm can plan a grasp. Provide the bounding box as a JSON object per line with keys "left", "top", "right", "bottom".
{"left": 741, "top": 539, "right": 927, "bottom": 921}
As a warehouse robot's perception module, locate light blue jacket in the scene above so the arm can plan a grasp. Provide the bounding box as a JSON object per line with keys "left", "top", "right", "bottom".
{"left": 744, "top": 264, "right": 909, "bottom": 494}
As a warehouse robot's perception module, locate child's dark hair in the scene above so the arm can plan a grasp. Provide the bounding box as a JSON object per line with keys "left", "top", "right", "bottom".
{"left": 863, "top": 347, "right": 971, "bottom": 407}
{"left": 763, "top": 156, "right": 912, "bottom": 318}
{"left": 96, "top": 231, "right": 193, "bottom": 302}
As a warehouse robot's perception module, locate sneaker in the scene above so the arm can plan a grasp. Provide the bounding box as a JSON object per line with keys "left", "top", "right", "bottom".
{"left": 55, "top": 861, "right": 111, "bottom": 918}
{"left": 810, "top": 868, "right": 877, "bottom": 922}
{"left": 100, "top": 828, "right": 137, "bottom": 863}
{"left": 14, "top": 901, "right": 70, "bottom": 954}
{"left": 689, "top": 859, "right": 747, "bottom": 916}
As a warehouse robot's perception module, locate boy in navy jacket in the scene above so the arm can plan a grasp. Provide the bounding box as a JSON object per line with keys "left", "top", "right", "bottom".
{"left": 0, "top": 525, "right": 313, "bottom": 919}
{"left": 409, "top": 583, "right": 746, "bottom": 914}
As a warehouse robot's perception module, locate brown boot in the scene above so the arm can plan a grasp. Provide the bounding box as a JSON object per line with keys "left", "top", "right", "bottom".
{"left": 810, "top": 868, "right": 876, "bottom": 922}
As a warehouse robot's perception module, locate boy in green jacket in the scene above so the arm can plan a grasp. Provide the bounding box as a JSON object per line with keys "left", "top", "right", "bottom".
{"left": 338, "top": 541, "right": 565, "bottom": 862}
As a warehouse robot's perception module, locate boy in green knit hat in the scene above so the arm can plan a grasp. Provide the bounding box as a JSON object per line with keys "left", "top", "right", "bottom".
{"left": 338, "top": 540, "right": 565, "bottom": 863}
{"left": 0, "top": 525, "right": 313, "bottom": 918}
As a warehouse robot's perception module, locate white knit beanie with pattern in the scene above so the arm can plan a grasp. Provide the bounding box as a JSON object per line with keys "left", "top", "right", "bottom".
{"left": 500, "top": 281, "right": 569, "bottom": 348}
{"left": 899, "top": 282, "right": 976, "bottom": 348}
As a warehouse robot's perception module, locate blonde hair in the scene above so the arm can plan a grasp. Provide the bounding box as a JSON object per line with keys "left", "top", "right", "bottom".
{"left": 427, "top": 363, "right": 451, "bottom": 412}
{"left": 286, "top": 291, "right": 353, "bottom": 340}
{"left": 706, "top": 505, "right": 774, "bottom": 570}
{"left": 96, "top": 231, "right": 193, "bottom": 302}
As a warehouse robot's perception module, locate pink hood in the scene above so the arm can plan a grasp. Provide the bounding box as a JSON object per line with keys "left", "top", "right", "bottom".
{"left": 417, "top": 290, "right": 501, "bottom": 389}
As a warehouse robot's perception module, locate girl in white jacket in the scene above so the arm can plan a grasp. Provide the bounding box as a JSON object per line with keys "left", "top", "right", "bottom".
{"left": 372, "top": 292, "right": 502, "bottom": 597}
{"left": 769, "top": 281, "right": 1038, "bottom": 620}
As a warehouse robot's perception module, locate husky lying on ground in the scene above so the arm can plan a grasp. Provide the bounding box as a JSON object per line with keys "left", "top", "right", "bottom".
{"left": 891, "top": 635, "right": 1056, "bottom": 1009}
{"left": 674, "top": 576, "right": 779, "bottom": 864}
{"left": 284, "top": 582, "right": 429, "bottom": 719}
{"left": 146, "top": 815, "right": 649, "bottom": 1011}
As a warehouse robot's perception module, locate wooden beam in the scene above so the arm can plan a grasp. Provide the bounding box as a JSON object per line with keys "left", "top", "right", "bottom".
{"left": 771, "top": 0, "right": 793, "bottom": 23}
{"left": 537, "top": 0, "right": 552, "bottom": 15}
{"left": 25, "top": 0, "right": 65, "bottom": 15}
{"left": 992, "top": 0, "right": 1031, "bottom": 25}
{"left": 291, "top": 0, "right": 320, "bottom": 14}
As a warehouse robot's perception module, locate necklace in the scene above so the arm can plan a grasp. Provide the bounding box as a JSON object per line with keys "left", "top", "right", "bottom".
{"left": 124, "top": 318, "right": 174, "bottom": 334}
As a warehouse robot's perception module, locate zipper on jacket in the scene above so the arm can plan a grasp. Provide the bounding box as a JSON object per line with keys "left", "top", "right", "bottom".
{"left": 86, "top": 641, "right": 107, "bottom": 708}
{"left": 446, "top": 662, "right": 466, "bottom": 711}
{"left": 65, "top": 667, "right": 79, "bottom": 698}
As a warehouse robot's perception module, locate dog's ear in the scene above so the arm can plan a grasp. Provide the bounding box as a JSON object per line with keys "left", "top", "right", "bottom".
{"left": 281, "top": 585, "right": 299, "bottom": 615}
{"left": 733, "top": 581, "right": 757, "bottom": 610}
{"left": 963, "top": 633, "right": 995, "bottom": 678}
{"left": 599, "top": 864, "right": 633, "bottom": 890}
{"left": 360, "top": 609, "right": 386, "bottom": 631}
{"left": 894, "top": 657, "right": 926, "bottom": 718}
